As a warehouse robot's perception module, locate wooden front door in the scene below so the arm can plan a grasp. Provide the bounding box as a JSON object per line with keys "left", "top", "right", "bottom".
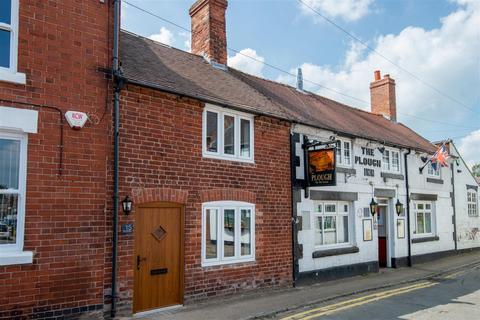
{"left": 133, "top": 203, "right": 184, "bottom": 313}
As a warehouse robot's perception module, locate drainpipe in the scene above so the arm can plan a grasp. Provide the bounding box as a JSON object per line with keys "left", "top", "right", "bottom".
{"left": 290, "top": 133, "right": 298, "bottom": 287}
{"left": 404, "top": 149, "right": 412, "bottom": 267}
{"left": 111, "top": 0, "right": 122, "bottom": 318}
{"left": 451, "top": 162, "right": 458, "bottom": 251}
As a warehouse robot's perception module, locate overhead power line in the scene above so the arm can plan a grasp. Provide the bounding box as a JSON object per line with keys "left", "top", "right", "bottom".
{"left": 123, "top": 1, "right": 368, "bottom": 105}
{"left": 297, "top": 0, "right": 478, "bottom": 115}
{"left": 123, "top": 0, "right": 478, "bottom": 131}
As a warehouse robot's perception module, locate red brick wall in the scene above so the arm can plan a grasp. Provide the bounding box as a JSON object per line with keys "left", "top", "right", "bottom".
{"left": 0, "top": 1, "right": 111, "bottom": 318}
{"left": 116, "top": 84, "right": 293, "bottom": 306}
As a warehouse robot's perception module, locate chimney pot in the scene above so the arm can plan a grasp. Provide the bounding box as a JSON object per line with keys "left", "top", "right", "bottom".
{"left": 190, "top": 0, "right": 228, "bottom": 65}
{"left": 370, "top": 71, "right": 397, "bottom": 122}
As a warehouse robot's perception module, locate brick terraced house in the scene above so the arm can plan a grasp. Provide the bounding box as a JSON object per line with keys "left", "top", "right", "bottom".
{"left": 0, "top": 0, "right": 478, "bottom": 319}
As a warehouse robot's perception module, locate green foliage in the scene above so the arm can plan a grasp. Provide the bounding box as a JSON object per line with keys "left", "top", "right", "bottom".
{"left": 473, "top": 163, "right": 480, "bottom": 177}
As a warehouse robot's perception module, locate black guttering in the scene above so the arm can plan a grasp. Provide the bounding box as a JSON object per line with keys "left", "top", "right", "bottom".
{"left": 404, "top": 149, "right": 412, "bottom": 267}
{"left": 111, "top": 0, "right": 123, "bottom": 317}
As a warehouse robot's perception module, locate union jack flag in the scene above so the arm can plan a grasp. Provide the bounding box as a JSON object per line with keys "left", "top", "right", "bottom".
{"left": 430, "top": 144, "right": 449, "bottom": 170}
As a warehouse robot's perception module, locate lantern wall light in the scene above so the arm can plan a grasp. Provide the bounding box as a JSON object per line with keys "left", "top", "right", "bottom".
{"left": 370, "top": 198, "right": 378, "bottom": 216}
{"left": 122, "top": 195, "right": 133, "bottom": 215}
{"left": 395, "top": 199, "right": 404, "bottom": 216}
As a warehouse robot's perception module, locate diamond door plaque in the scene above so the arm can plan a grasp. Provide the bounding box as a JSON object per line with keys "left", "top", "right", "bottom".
{"left": 152, "top": 225, "right": 167, "bottom": 242}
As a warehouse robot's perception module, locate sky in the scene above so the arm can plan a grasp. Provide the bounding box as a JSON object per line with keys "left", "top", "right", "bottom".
{"left": 122, "top": 0, "right": 480, "bottom": 168}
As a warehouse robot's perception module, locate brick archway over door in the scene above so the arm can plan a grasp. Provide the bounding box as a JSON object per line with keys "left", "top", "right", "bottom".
{"left": 132, "top": 188, "right": 189, "bottom": 205}
{"left": 199, "top": 188, "right": 256, "bottom": 204}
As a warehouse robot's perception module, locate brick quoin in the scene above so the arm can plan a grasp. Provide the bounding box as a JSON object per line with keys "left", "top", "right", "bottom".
{"left": 115, "top": 84, "right": 293, "bottom": 308}
{"left": 0, "top": 1, "right": 112, "bottom": 319}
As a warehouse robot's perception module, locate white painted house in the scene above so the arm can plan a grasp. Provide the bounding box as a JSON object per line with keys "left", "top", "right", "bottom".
{"left": 285, "top": 71, "right": 479, "bottom": 281}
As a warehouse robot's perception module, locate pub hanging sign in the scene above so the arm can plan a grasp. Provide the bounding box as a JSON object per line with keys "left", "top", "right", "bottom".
{"left": 307, "top": 148, "right": 336, "bottom": 186}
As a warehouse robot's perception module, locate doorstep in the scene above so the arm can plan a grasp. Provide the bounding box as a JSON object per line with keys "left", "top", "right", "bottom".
{"left": 139, "top": 251, "right": 480, "bottom": 320}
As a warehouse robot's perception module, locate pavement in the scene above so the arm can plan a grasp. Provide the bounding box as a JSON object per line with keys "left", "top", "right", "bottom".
{"left": 138, "top": 251, "right": 480, "bottom": 320}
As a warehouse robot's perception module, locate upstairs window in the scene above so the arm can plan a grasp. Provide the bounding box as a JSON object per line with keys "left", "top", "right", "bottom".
{"left": 0, "top": 0, "right": 25, "bottom": 84}
{"left": 467, "top": 191, "right": 478, "bottom": 217}
{"left": 203, "top": 105, "right": 254, "bottom": 162}
{"left": 427, "top": 162, "right": 440, "bottom": 177}
{"left": 335, "top": 139, "right": 351, "bottom": 167}
{"left": 382, "top": 149, "right": 401, "bottom": 173}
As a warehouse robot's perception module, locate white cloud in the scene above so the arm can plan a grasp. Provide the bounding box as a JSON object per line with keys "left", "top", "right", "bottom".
{"left": 280, "top": 0, "right": 479, "bottom": 144}
{"left": 300, "top": 0, "right": 374, "bottom": 22}
{"left": 228, "top": 48, "right": 265, "bottom": 77}
{"left": 149, "top": 27, "right": 174, "bottom": 46}
{"left": 458, "top": 129, "right": 480, "bottom": 168}
{"left": 179, "top": 31, "right": 191, "bottom": 52}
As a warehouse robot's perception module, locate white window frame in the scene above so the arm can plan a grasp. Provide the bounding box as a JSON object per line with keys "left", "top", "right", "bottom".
{"left": 0, "top": 131, "right": 32, "bottom": 265}
{"left": 0, "top": 0, "right": 26, "bottom": 84}
{"left": 413, "top": 201, "right": 435, "bottom": 237}
{"left": 427, "top": 162, "right": 441, "bottom": 178}
{"left": 201, "top": 201, "right": 255, "bottom": 267}
{"left": 312, "top": 201, "right": 352, "bottom": 249}
{"left": 202, "top": 104, "right": 254, "bottom": 163}
{"left": 467, "top": 190, "right": 478, "bottom": 217}
{"left": 382, "top": 148, "right": 401, "bottom": 173}
{"left": 335, "top": 138, "right": 352, "bottom": 167}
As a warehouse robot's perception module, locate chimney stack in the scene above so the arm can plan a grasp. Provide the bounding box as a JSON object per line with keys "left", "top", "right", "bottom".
{"left": 189, "top": 0, "right": 228, "bottom": 65}
{"left": 370, "top": 70, "right": 397, "bottom": 122}
{"left": 296, "top": 68, "right": 304, "bottom": 91}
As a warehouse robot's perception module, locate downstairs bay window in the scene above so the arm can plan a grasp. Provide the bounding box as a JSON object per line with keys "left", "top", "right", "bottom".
{"left": 0, "top": 131, "right": 30, "bottom": 265}
{"left": 202, "top": 201, "right": 255, "bottom": 266}
{"left": 0, "top": 106, "right": 37, "bottom": 265}
{"left": 313, "top": 202, "right": 351, "bottom": 247}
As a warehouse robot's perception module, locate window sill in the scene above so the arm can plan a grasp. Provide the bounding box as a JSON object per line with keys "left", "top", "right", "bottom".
{"left": 426, "top": 178, "right": 443, "bottom": 184}
{"left": 412, "top": 236, "right": 439, "bottom": 243}
{"left": 0, "top": 251, "right": 33, "bottom": 266}
{"left": 202, "top": 152, "right": 254, "bottom": 164}
{"left": 380, "top": 172, "right": 404, "bottom": 180}
{"left": 202, "top": 257, "right": 255, "bottom": 268}
{"left": 312, "top": 246, "right": 359, "bottom": 259}
{"left": 0, "top": 69, "right": 26, "bottom": 85}
{"left": 337, "top": 167, "right": 356, "bottom": 175}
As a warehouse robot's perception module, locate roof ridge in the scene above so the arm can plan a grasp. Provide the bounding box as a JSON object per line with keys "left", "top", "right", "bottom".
{"left": 230, "top": 68, "right": 392, "bottom": 121}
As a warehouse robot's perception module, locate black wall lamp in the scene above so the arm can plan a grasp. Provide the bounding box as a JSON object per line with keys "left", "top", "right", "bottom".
{"left": 122, "top": 195, "right": 133, "bottom": 215}
{"left": 395, "top": 199, "right": 404, "bottom": 216}
{"left": 377, "top": 146, "right": 385, "bottom": 154}
{"left": 370, "top": 198, "right": 378, "bottom": 216}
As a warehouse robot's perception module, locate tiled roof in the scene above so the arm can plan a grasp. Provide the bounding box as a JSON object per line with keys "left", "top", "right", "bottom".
{"left": 120, "top": 30, "right": 436, "bottom": 153}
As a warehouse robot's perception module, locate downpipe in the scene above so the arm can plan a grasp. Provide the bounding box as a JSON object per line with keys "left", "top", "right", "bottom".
{"left": 111, "top": 0, "right": 121, "bottom": 318}
{"left": 404, "top": 149, "right": 412, "bottom": 267}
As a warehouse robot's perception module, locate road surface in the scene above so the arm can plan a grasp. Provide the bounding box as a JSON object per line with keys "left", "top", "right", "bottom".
{"left": 278, "top": 265, "right": 480, "bottom": 320}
